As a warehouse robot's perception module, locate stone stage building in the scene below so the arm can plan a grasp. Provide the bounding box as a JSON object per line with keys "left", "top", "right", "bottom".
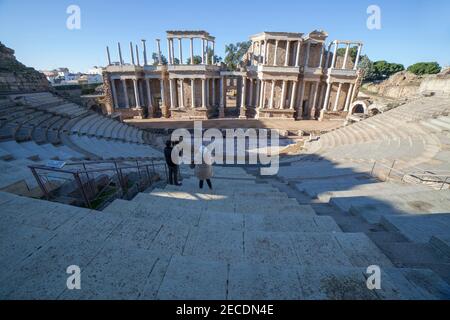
{"left": 103, "top": 30, "right": 363, "bottom": 121}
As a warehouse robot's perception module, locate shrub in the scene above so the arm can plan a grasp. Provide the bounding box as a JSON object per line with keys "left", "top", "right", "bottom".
{"left": 407, "top": 62, "right": 441, "bottom": 75}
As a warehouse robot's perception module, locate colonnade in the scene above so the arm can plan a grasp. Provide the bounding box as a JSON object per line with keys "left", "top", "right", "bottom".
{"left": 167, "top": 37, "right": 215, "bottom": 65}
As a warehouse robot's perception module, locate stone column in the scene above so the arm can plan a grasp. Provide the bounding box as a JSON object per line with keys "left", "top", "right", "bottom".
{"left": 342, "top": 43, "right": 350, "bottom": 69}
{"left": 145, "top": 79, "right": 153, "bottom": 117}
{"left": 212, "top": 41, "right": 215, "bottom": 64}
{"left": 201, "top": 79, "right": 207, "bottom": 108}
{"left": 255, "top": 79, "right": 261, "bottom": 110}
{"left": 297, "top": 80, "right": 306, "bottom": 120}
{"left": 305, "top": 42, "right": 311, "bottom": 68}
{"left": 273, "top": 40, "right": 279, "bottom": 66}
{"left": 320, "top": 82, "right": 332, "bottom": 120}
{"left": 280, "top": 80, "right": 287, "bottom": 109}
{"left": 333, "top": 83, "right": 343, "bottom": 111}
{"left": 130, "top": 42, "right": 135, "bottom": 65}
{"left": 290, "top": 80, "right": 298, "bottom": 110}
{"left": 160, "top": 79, "right": 167, "bottom": 115}
{"left": 251, "top": 42, "right": 255, "bottom": 66}
{"left": 133, "top": 79, "right": 141, "bottom": 108}
{"left": 317, "top": 83, "right": 325, "bottom": 111}
{"left": 178, "top": 38, "right": 183, "bottom": 64}
{"left": 248, "top": 79, "right": 254, "bottom": 107}
{"left": 156, "top": 39, "right": 162, "bottom": 65}
{"left": 169, "top": 79, "right": 176, "bottom": 109}
{"left": 135, "top": 45, "right": 140, "bottom": 66}
{"left": 171, "top": 39, "right": 175, "bottom": 64}
{"left": 190, "top": 38, "right": 194, "bottom": 64}
{"left": 295, "top": 41, "right": 302, "bottom": 67}
{"left": 258, "top": 41, "right": 263, "bottom": 64}
{"left": 201, "top": 39, "right": 205, "bottom": 64}
{"left": 110, "top": 79, "right": 118, "bottom": 108}
{"left": 310, "top": 81, "right": 319, "bottom": 118}
{"left": 121, "top": 79, "right": 129, "bottom": 108}
{"left": 263, "top": 41, "right": 268, "bottom": 65}
{"left": 206, "top": 78, "right": 210, "bottom": 106}
{"left": 191, "top": 79, "right": 196, "bottom": 108}
{"left": 239, "top": 77, "right": 247, "bottom": 118}
{"left": 330, "top": 41, "right": 338, "bottom": 69}
{"left": 211, "top": 78, "right": 216, "bottom": 106}
{"left": 179, "top": 79, "right": 185, "bottom": 109}
{"left": 285, "top": 41, "right": 291, "bottom": 66}
{"left": 269, "top": 80, "right": 275, "bottom": 109}
{"left": 219, "top": 77, "right": 225, "bottom": 117}
{"left": 354, "top": 44, "right": 363, "bottom": 70}
{"left": 259, "top": 80, "right": 265, "bottom": 109}
{"left": 141, "top": 40, "right": 147, "bottom": 65}
{"left": 167, "top": 39, "right": 172, "bottom": 64}
{"left": 344, "top": 83, "right": 354, "bottom": 111}
{"left": 318, "top": 43, "right": 325, "bottom": 68}
{"left": 106, "top": 46, "right": 111, "bottom": 65}
{"left": 118, "top": 42, "right": 123, "bottom": 65}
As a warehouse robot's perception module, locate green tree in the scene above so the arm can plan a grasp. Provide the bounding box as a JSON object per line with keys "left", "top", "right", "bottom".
{"left": 186, "top": 55, "right": 202, "bottom": 65}
{"left": 206, "top": 48, "right": 222, "bottom": 65}
{"left": 224, "top": 41, "right": 252, "bottom": 71}
{"left": 151, "top": 53, "right": 178, "bottom": 65}
{"left": 336, "top": 46, "right": 358, "bottom": 62}
{"left": 407, "top": 62, "right": 441, "bottom": 75}
{"left": 152, "top": 52, "right": 167, "bottom": 65}
{"left": 358, "top": 55, "right": 376, "bottom": 81}
{"left": 372, "top": 60, "right": 405, "bottom": 79}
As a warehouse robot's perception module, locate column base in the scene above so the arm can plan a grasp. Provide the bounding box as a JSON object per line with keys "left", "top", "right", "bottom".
{"left": 162, "top": 105, "right": 170, "bottom": 118}
{"left": 318, "top": 109, "right": 326, "bottom": 121}
{"left": 239, "top": 106, "right": 247, "bottom": 119}
{"left": 219, "top": 107, "right": 225, "bottom": 118}
{"left": 310, "top": 108, "right": 317, "bottom": 119}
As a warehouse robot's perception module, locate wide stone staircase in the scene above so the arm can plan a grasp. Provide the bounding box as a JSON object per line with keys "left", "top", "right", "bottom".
{"left": 1, "top": 166, "right": 449, "bottom": 300}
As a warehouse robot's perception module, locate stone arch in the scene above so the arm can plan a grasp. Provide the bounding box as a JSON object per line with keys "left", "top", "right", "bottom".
{"left": 368, "top": 106, "right": 381, "bottom": 116}
{"left": 349, "top": 100, "right": 369, "bottom": 115}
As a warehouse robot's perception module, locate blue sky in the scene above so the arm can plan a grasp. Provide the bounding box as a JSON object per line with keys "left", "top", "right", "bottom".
{"left": 0, "top": 0, "right": 449, "bottom": 72}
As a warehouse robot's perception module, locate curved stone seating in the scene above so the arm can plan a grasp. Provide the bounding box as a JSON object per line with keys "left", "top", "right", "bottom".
{"left": 0, "top": 141, "right": 39, "bottom": 160}
{"left": 46, "top": 117, "right": 69, "bottom": 144}
{"left": 304, "top": 96, "right": 448, "bottom": 172}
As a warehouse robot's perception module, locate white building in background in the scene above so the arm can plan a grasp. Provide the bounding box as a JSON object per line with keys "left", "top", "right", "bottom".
{"left": 86, "top": 66, "right": 104, "bottom": 84}
{"left": 41, "top": 66, "right": 103, "bottom": 86}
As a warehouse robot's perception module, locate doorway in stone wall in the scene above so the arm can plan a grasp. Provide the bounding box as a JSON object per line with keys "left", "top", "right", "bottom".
{"left": 224, "top": 78, "right": 240, "bottom": 118}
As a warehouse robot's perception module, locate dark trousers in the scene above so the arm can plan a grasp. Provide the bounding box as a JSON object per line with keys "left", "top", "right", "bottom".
{"left": 168, "top": 166, "right": 179, "bottom": 185}
{"left": 199, "top": 179, "right": 212, "bottom": 189}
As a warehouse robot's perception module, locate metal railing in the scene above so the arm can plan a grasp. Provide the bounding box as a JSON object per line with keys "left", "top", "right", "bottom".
{"left": 29, "top": 158, "right": 167, "bottom": 209}
{"left": 370, "top": 160, "right": 450, "bottom": 190}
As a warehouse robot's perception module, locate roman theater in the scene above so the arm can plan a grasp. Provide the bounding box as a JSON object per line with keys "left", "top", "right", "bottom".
{"left": 0, "top": 25, "right": 449, "bottom": 300}
{"left": 103, "top": 30, "right": 363, "bottom": 122}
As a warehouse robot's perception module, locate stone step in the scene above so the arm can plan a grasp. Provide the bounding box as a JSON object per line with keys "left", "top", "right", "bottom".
{"left": 429, "top": 118, "right": 450, "bottom": 131}
{"left": 153, "top": 187, "right": 289, "bottom": 198}
{"left": 132, "top": 192, "right": 312, "bottom": 215}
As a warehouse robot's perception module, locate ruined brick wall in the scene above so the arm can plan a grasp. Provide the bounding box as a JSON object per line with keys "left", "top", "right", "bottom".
{"left": 0, "top": 42, "right": 50, "bottom": 93}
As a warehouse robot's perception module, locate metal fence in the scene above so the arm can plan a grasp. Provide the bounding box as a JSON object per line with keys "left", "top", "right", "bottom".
{"left": 29, "top": 158, "right": 167, "bottom": 209}
{"left": 370, "top": 160, "right": 450, "bottom": 190}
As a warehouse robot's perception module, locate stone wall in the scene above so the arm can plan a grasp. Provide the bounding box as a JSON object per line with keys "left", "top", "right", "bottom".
{"left": 0, "top": 42, "right": 49, "bottom": 93}
{"left": 362, "top": 70, "right": 450, "bottom": 99}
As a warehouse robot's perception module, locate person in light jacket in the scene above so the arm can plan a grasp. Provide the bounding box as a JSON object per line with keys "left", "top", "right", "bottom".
{"left": 192, "top": 145, "right": 213, "bottom": 189}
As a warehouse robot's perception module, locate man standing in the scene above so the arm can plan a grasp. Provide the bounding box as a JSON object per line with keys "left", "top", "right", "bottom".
{"left": 164, "top": 140, "right": 181, "bottom": 186}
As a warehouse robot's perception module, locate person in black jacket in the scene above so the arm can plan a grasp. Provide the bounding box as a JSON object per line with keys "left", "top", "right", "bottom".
{"left": 164, "top": 140, "right": 181, "bottom": 186}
